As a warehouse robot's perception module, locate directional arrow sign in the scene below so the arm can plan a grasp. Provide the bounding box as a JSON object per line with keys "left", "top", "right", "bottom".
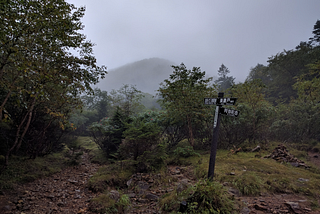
{"left": 204, "top": 97, "right": 237, "bottom": 106}
{"left": 219, "top": 107, "right": 240, "bottom": 117}
{"left": 204, "top": 98, "right": 218, "bottom": 105}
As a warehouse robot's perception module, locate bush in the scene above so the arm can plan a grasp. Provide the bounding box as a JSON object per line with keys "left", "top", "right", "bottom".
{"left": 231, "top": 172, "right": 262, "bottom": 196}
{"left": 136, "top": 143, "right": 167, "bottom": 172}
{"left": 186, "top": 180, "right": 235, "bottom": 214}
{"left": 173, "top": 146, "right": 200, "bottom": 158}
{"left": 160, "top": 179, "right": 235, "bottom": 213}
{"left": 90, "top": 192, "right": 130, "bottom": 214}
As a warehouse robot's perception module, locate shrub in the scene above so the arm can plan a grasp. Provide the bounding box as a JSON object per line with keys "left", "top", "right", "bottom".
{"left": 186, "top": 180, "right": 235, "bottom": 214}
{"left": 231, "top": 172, "right": 262, "bottom": 196}
{"left": 160, "top": 179, "right": 235, "bottom": 214}
{"left": 173, "top": 146, "right": 200, "bottom": 158}
{"left": 90, "top": 192, "right": 130, "bottom": 214}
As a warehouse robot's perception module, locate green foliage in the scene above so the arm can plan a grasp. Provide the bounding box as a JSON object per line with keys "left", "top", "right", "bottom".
{"left": 310, "top": 19, "right": 320, "bottom": 44}
{"left": 217, "top": 79, "right": 273, "bottom": 147}
{"left": 0, "top": 0, "right": 106, "bottom": 170}
{"left": 215, "top": 63, "right": 235, "bottom": 91}
{"left": 265, "top": 42, "right": 320, "bottom": 104}
{"left": 231, "top": 172, "right": 262, "bottom": 196}
{"left": 81, "top": 88, "right": 112, "bottom": 120}
{"left": 89, "top": 108, "right": 129, "bottom": 158}
{"left": 158, "top": 63, "right": 216, "bottom": 147}
{"left": 0, "top": 152, "right": 69, "bottom": 190}
{"left": 122, "top": 112, "right": 161, "bottom": 161}
{"left": 88, "top": 161, "right": 134, "bottom": 192}
{"left": 136, "top": 143, "right": 168, "bottom": 172}
{"left": 90, "top": 192, "right": 130, "bottom": 214}
{"left": 186, "top": 180, "right": 235, "bottom": 214}
{"left": 110, "top": 84, "right": 145, "bottom": 116}
{"left": 160, "top": 179, "right": 235, "bottom": 214}
{"left": 270, "top": 99, "right": 320, "bottom": 142}
{"left": 173, "top": 145, "right": 200, "bottom": 158}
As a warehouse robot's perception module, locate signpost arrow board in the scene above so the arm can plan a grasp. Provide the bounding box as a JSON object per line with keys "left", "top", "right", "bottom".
{"left": 204, "top": 97, "right": 237, "bottom": 106}
{"left": 219, "top": 108, "right": 240, "bottom": 117}
{"left": 205, "top": 93, "right": 239, "bottom": 181}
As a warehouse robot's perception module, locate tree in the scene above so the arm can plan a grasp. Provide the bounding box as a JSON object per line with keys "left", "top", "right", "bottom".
{"left": 0, "top": 0, "right": 107, "bottom": 170}
{"left": 158, "top": 63, "right": 215, "bottom": 148}
{"left": 310, "top": 19, "right": 320, "bottom": 45}
{"left": 266, "top": 45, "right": 318, "bottom": 103}
{"left": 110, "top": 84, "right": 144, "bottom": 117}
{"left": 246, "top": 64, "right": 271, "bottom": 85}
{"left": 229, "top": 79, "right": 273, "bottom": 145}
{"left": 81, "top": 88, "right": 111, "bottom": 120}
{"left": 215, "top": 64, "right": 235, "bottom": 91}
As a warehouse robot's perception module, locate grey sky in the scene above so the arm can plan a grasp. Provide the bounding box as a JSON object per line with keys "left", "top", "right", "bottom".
{"left": 67, "top": 0, "right": 320, "bottom": 82}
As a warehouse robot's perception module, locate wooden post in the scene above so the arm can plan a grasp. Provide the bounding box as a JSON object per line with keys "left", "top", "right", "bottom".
{"left": 208, "top": 92, "right": 224, "bottom": 180}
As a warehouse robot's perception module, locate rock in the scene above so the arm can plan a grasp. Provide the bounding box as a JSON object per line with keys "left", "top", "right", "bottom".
{"left": 126, "top": 178, "right": 133, "bottom": 187}
{"left": 265, "top": 145, "right": 310, "bottom": 168}
{"left": 285, "top": 202, "right": 301, "bottom": 213}
{"left": 230, "top": 172, "right": 235, "bottom": 175}
{"left": 228, "top": 187, "right": 241, "bottom": 197}
{"left": 108, "top": 190, "right": 120, "bottom": 202}
{"left": 145, "top": 193, "right": 159, "bottom": 201}
{"left": 136, "top": 181, "right": 149, "bottom": 194}
{"left": 252, "top": 145, "right": 261, "bottom": 152}
{"left": 240, "top": 207, "right": 250, "bottom": 214}
{"left": 179, "top": 201, "right": 187, "bottom": 213}
{"left": 138, "top": 198, "right": 147, "bottom": 203}
{"left": 3, "top": 205, "right": 12, "bottom": 211}
{"left": 68, "top": 179, "right": 78, "bottom": 184}
{"left": 176, "top": 180, "right": 189, "bottom": 194}
{"left": 254, "top": 204, "right": 268, "bottom": 211}
{"left": 290, "top": 162, "right": 299, "bottom": 167}
{"left": 57, "top": 201, "right": 64, "bottom": 207}
{"left": 127, "top": 193, "right": 136, "bottom": 198}
{"left": 74, "top": 194, "right": 82, "bottom": 199}
{"left": 47, "top": 195, "right": 55, "bottom": 199}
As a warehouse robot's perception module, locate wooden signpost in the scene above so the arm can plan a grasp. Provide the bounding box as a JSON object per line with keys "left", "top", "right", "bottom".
{"left": 204, "top": 92, "right": 239, "bottom": 180}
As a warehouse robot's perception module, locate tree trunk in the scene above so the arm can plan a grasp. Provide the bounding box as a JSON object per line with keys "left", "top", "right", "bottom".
{"left": 187, "top": 115, "right": 194, "bottom": 148}
{"left": 1, "top": 96, "right": 37, "bottom": 172}
{"left": 0, "top": 90, "right": 12, "bottom": 120}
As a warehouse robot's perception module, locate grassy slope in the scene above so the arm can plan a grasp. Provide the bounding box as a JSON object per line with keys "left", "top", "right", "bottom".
{"left": 1, "top": 137, "right": 319, "bottom": 211}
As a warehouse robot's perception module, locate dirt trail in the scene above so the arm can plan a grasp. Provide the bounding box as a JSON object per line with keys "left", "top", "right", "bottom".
{"left": 0, "top": 152, "right": 99, "bottom": 214}
{"left": 1, "top": 151, "right": 320, "bottom": 213}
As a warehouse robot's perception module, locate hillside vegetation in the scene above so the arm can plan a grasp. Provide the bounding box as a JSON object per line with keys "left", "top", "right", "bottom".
{"left": 1, "top": 0, "right": 320, "bottom": 213}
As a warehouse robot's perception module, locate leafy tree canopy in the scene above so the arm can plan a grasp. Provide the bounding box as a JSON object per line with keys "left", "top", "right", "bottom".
{"left": 158, "top": 63, "right": 216, "bottom": 147}
{"left": 215, "top": 64, "right": 235, "bottom": 91}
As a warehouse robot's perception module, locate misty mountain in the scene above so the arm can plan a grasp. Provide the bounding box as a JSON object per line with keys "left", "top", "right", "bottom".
{"left": 95, "top": 58, "right": 177, "bottom": 95}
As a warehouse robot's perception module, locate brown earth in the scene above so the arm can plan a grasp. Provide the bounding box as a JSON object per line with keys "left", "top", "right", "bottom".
{"left": 0, "top": 151, "right": 320, "bottom": 213}
{"left": 0, "top": 152, "right": 100, "bottom": 214}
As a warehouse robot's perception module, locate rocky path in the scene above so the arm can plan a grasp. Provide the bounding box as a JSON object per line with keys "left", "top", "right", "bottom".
{"left": 125, "top": 165, "right": 197, "bottom": 214}
{"left": 1, "top": 150, "right": 320, "bottom": 213}
{"left": 238, "top": 150, "right": 320, "bottom": 214}
{"left": 0, "top": 152, "right": 100, "bottom": 214}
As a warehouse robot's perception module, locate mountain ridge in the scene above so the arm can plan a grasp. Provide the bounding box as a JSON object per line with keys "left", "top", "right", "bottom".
{"left": 95, "top": 58, "right": 176, "bottom": 95}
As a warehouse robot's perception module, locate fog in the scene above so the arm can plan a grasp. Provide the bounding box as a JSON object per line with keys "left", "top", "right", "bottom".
{"left": 67, "top": 0, "right": 320, "bottom": 82}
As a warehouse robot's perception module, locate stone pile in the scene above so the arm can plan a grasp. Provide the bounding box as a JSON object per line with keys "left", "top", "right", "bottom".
{"left": 263, "top": 144, "right": 309, "bottom": 168}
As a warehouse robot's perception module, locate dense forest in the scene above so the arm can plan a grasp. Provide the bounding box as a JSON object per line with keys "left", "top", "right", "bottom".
{"left": 1, "top": 0, "right": 320, "bottom": 178}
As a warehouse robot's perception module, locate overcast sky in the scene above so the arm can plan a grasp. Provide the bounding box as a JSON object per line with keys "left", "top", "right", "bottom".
{"left": 67, "top": 0, "right": 320, "bottom": 82}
